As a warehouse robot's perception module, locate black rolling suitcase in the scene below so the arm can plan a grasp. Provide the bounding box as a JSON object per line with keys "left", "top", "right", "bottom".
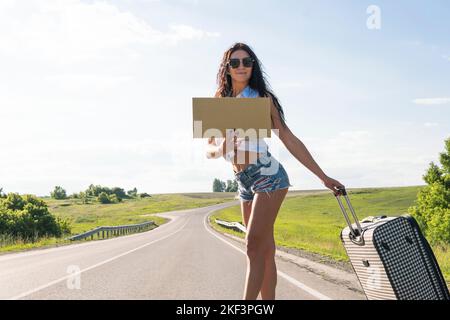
{"left": 335, "top": 187, "right": 449, "bottom": 300}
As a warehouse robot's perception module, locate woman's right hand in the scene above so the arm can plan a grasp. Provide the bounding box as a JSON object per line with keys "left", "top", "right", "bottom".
{"left": 223, "top": 129, "right": 241, "bottom": 153}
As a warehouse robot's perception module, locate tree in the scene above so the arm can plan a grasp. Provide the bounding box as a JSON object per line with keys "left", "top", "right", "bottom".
{"left": 111, "top": 187, "right": 127, "bottom": 200}
{"left": 78, "top": 191, "right": 89, "bottom": 204}
{"left": 408, "top": 137, "right": 450, "bottom": 245}
{"left": 51, "top": 186, "right": 67, "bottom": 200}
{"left": 127, "top": 188, "right": 138, "bottom": 198}
{"left": 213, "top": 178, "right": 237, "bottom": 192}
{"left": 213, "top": 178, "right": 226, "bottom": 192}
{"left": 0, "top": 193, "right": 71, "bottom": 241}
{"left": 225, "top": 179, "right": 238, "bottom": 192}
{"left": 86, "top": 184, "right": 110, "bottom": 197}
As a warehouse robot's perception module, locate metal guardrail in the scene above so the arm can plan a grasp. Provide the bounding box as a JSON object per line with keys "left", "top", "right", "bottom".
{"left": 215, "top": 219, "right": 247, "bottom": 233}
{"left": 66, "top": 221, "right": 156, "bottom": 241}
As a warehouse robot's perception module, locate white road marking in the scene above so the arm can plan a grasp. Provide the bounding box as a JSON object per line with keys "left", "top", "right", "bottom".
{"left": 9, "top": 216, "right": 190, "bottom": 300}
{"left": 6, "top": 202, "right": 331, "bottom": 300}
{"left": 203, "top": 212, "right": 332, "bottom": 300}
{"left": 0, "top": 213, "right": 179, "bottom": 263}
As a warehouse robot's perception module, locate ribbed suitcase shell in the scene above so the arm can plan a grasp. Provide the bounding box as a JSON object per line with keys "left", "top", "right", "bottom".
{"left": 341, "top": 215, "right": 449, "bottom": 300}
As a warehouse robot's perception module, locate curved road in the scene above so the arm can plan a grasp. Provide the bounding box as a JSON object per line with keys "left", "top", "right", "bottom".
{"left": 0, "top": 201, "right": 365, "bottom": 300}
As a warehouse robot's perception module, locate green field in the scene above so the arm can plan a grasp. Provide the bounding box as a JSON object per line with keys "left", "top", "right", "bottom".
{"left": 2, "top": 187, "right": 449, "bottom": 284}
{"left": 0, "top": 192, "right": 236, "bottom": 254}
{"left": 209, "top": 186, "right": 450, "bottom": 282}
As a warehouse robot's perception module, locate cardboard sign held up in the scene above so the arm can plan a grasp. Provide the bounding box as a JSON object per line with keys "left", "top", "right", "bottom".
{"left": 192, "top": 97, "right": 271, "bottom": 139}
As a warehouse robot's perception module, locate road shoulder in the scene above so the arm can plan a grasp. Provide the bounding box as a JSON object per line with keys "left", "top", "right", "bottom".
{"left": 206, "top": 212, "right": 365, "bottom": 297}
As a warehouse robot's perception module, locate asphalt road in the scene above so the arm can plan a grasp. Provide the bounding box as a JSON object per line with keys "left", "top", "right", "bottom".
{"left": 0, "top": 201, "right": 365, "bottom": 300}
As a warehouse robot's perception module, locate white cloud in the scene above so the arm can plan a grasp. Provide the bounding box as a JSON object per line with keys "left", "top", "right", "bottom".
{"left": 424, "top": 122, "right": 439, "bottom": 127}
{"left": 167, "top": 24, "right": 220, "bottom": 41}
{"left": 43, "top": 74, "right": 134, "bottom": 91}
{"left": 0, "top": 0, "right": 219, "bottom": 65}
{"left": 412, "top": 98, "right": 450, "bottom": 105}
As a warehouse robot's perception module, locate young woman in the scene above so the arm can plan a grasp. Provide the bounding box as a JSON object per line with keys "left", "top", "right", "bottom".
{"left": 206, "top": 42, "right": 345, "bottom": 300}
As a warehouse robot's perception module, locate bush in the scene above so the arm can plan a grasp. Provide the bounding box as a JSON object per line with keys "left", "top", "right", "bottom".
{"left": 139, "top": 193, "right": 151, "bottom": 198}
{"left": 97, "top": 192, "right": 121, "bottom": 204}
{"left": 86, "top": 184, "right": 129, "bottom": 203}
{"left": 0, "top": 193, "right": 71, "bottom": 242}
{"left": 108, "top": 194, "right": 121, "bottom": 204}
{"left": 51, "top": 186, "right": 67, "bottom": 200}
{"left": 97, "top": 192, "right": 111, "bottom": 204}
{"left": 408, "top": 137, "right": 450, "bottom": 245}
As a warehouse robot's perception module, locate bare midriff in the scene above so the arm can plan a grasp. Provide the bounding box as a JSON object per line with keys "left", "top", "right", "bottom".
{"left": 231, "top": 150, "right": 264, "bottom": 174}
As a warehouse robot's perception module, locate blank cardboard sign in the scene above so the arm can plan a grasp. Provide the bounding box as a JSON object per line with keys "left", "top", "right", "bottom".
{"left": 192, "top": 97, "right": 272, "bottom": 139}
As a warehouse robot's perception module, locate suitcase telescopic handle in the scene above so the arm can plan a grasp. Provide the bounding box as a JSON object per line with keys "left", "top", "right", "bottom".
{"left": 334, "top": 186, "right": 363, "bottom": 239}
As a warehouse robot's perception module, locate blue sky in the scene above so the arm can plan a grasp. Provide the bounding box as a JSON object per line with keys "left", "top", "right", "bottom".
{"left": 0, "top": 0, "right": 449, "bottom": 196}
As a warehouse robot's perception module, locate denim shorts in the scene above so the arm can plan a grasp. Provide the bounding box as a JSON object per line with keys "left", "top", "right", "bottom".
{"left": 234, "top": 151, "right": 293, "bottom": 202}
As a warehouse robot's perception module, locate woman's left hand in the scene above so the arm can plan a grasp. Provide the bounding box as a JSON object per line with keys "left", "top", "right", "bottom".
{"left": 321, "top": 176, "right": 345, "bottom": 196}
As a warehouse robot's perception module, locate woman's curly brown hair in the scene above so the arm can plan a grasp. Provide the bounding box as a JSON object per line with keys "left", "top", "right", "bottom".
{"left": 216, "top": 42, "right": 288, "bottom": 129}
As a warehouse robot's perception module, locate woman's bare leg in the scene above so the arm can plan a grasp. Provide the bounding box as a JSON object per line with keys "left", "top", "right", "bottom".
{"left": 241, "top": 199, "right": 252, "bottom": 227}
{"left": 243, "top": 188, "right": 288, "bottom": 300}
{"left": 260, "top": 231, "right": 277, "bottom": 300}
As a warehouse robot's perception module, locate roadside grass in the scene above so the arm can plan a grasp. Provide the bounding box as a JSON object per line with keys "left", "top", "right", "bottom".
{"left": 0, "top": 192, "right": 236, "bottom": 254}
{"left": 0, "top": 234, "right": 70, "bottom": 253}
{"left": 210, "top": 186, "right": 450, "bottom": 282}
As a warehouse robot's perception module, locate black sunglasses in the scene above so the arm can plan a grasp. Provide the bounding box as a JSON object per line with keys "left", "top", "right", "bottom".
{"left": 228, "top": 57, "right": 255, "bottom": 69}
